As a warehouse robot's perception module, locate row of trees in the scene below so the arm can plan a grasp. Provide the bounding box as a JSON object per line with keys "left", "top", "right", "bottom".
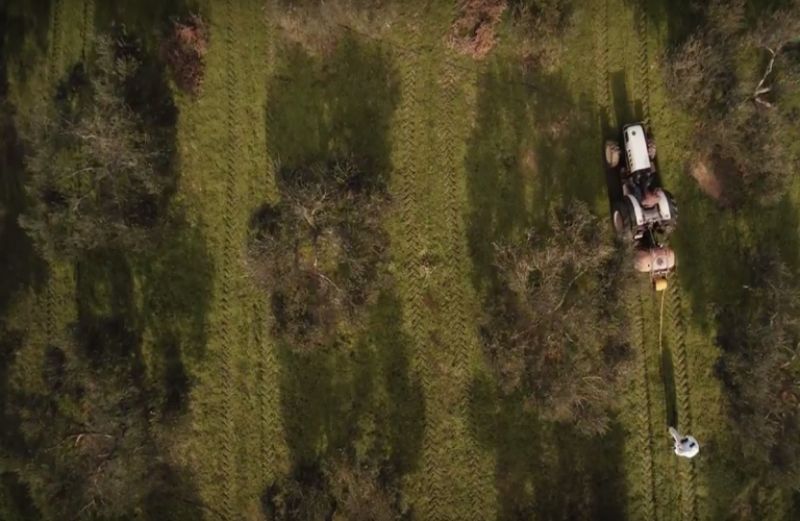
{"left": 4, "top": 19, "right": 208, "bottom": 520}
{"left": 666, "top": 0, "right": 800, "bottom": 503}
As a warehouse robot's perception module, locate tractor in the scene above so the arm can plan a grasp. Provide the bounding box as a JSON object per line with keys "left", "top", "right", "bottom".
{"left": 605, "top": 123, "right": 677, "bottom": 291}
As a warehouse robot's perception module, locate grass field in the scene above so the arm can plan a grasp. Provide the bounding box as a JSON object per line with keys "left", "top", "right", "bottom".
{"left": 1, "top": 0, "right": 799, "bottom": 519}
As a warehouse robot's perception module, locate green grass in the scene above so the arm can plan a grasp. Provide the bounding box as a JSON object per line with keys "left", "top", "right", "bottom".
{"left": 2, "top": 0, "right": 800, "bottom": 519}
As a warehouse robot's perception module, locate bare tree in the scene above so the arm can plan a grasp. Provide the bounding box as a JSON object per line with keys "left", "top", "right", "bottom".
{"left": 482, "top": 203, "right": 631, "bottom": 435}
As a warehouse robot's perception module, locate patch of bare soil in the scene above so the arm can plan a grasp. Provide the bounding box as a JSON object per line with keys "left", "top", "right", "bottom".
{"left": 448, "top": 0, "right": 507, "bottom": 60}
{"left": 689, "top": 156, "right": 727, "bottom": 204}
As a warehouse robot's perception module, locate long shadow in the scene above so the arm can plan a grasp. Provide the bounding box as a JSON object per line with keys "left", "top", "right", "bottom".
{"left": 262, "top": 34, "right": 418, "bottom": 513}
{"left": 465, "top": 58, "right": 628, "bottom": 520}
{"left": 0, "top": 5, "right": 47, "bottom": 320}
{"left": 277, "top": 288, "right": 424, "bottom": 471}
{"left": 266, "top": 34, "right": 399, "bottom": 178}
{"left": 464, "top": 58, "right": 535, "bottom": 295}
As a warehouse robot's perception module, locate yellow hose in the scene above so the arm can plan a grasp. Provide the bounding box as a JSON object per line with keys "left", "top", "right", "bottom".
{"left": 658, "top": 286, "right": 666, "bottom": 353}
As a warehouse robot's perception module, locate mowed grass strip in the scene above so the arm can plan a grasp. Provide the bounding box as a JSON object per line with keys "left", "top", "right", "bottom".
{"left": 416, "top": 11, "right": 497, "bottom": 521}
{"left": 386, "top": 3, "right": 499, "bottom": 518}
{"left": 177, "top": 0, "right": 284, "bottom": 516}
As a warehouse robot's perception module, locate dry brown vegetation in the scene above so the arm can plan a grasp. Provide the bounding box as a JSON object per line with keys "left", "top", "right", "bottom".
{"left": 161, "top": 15, "right": 208, "bottom": 95}
{"left": 448, "top": 0, "right": 507, "bottom": 59}
{"left": 276, "top": 0, "right": 396, "bottom": 56}
{"left": 265, "top": 459, "right": 402, "bottom": 521}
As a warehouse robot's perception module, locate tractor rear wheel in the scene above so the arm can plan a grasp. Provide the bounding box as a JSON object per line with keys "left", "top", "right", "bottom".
{"left": 612, "top": 199, "right": 633, "bottom": 239}
{"left": 661, "top": 190, "right": 678, "bottom": 234}
{"left": 605, "top": 140, "right": 620, "bottom": 168}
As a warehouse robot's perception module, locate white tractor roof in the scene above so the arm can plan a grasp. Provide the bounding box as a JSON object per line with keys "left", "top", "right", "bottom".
{"left": 624, "top": 124, "right": 651, "bottom": 173}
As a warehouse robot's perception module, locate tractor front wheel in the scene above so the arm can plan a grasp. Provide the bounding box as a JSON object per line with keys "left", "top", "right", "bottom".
{"left": 605, "top": 140, "right": 621, "bottom": 168}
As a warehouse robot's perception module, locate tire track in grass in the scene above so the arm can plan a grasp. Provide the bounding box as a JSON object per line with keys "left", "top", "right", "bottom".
{"left": 433, "top": 53, "right": 494, "bottom": 520}
{"left": 666, "top": 286, "right": 698, "bottom": 521}
{"left": 595, "top": 1, "right": 658, "bottom": 518}
{"left": 627, "top": 285, "right": 659, "bottom": 521}
{"left": 251, "top": 5, "right": 279, "bottom": 490}
{"left": 632, "top": 2, "right": 697, "bottom": 518}
{"left": 634, "top": 0, "right": 652, "bottom": 125}
{"left": 81, "top": 0, "right": 94, "bottom": 61}
{"left": 214, "top": 0, "right": 240, "bottom": 517}
{"left": 48, "top": 0, "right": 64, "bottom": 86}
{"left": 389, "top": 17, "right": 440, "bottom": 519}
{"left": 594, "top": 0, "right": 612, "bottom": 127}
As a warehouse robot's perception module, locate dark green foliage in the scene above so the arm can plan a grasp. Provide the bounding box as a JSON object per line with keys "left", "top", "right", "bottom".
{"left": 248, "top": 160, "right": 390, "bottom": 350}
{"left": 19, "top": 34, "right": 177, "bottom": 259}
{"left": 665, "top": 0, "right": 800, "bottom": 205}
{"left": 715, "top": 258, "right": 800, "bottom": 489}
{"left": 481, "top": 203, "right": 631, "bottom": 435}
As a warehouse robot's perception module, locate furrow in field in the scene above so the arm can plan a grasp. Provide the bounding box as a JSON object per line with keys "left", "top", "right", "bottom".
{"left": 634, "top": 0, "right": 651, "bottom": 125}
{"left": 213, "top": 0, "right": 241, "bottom": 517}
{"left": 48, "top": 0, "right": 64, "bottom": 86}
{"left": 666, "top": 286, "right": 699, "bottom": 521}
{"left": 625, "top": 286, "right": 658, "bottom": 521}
{"left": 389, "top": 18, "right": 440, "bottom": 518}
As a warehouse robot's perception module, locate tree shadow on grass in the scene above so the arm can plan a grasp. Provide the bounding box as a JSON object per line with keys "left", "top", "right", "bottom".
{"left": 266, "top": 34, "right": 399, "bottom": 178}
{"left": 465, "top": 58, "right": 627, "bottom": 521}
{"left": 262, "top": 33, "right": 417, "bottom": 512}
{"left": 275, "top": 287, "right": 425, "bottom": 498}
{"left": 468, "top": 374, "right": 628, "bottom": 521}
{"left": 1, "top": 0, "right": 52, "bottom": 86}
{"left": 0, "top": 5, "right": 47, "bottom": 319}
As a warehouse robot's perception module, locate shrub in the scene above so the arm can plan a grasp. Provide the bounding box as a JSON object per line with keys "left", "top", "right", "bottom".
{"left": 161, "top": 14, "right": 208, "bottom": 95}
{"left": 263, "top": 459, "right": 401, "bottom": 521}
{"left": 19, "top": 34, "right": 176, "bottom": 259}
{"left": 715, "top": 258, "right": 800, "bottom": 488}
{"left": 248, "top": 160, "right": 390, "bottom": 350}
{"left": 507, "top": 0, "right": 574, "bottom": 70}
{"left": 448, "top": 0, "right": 508, "bottom": 60}
{"left": 481, "top": 203, "right": 631, "bottom": 435}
